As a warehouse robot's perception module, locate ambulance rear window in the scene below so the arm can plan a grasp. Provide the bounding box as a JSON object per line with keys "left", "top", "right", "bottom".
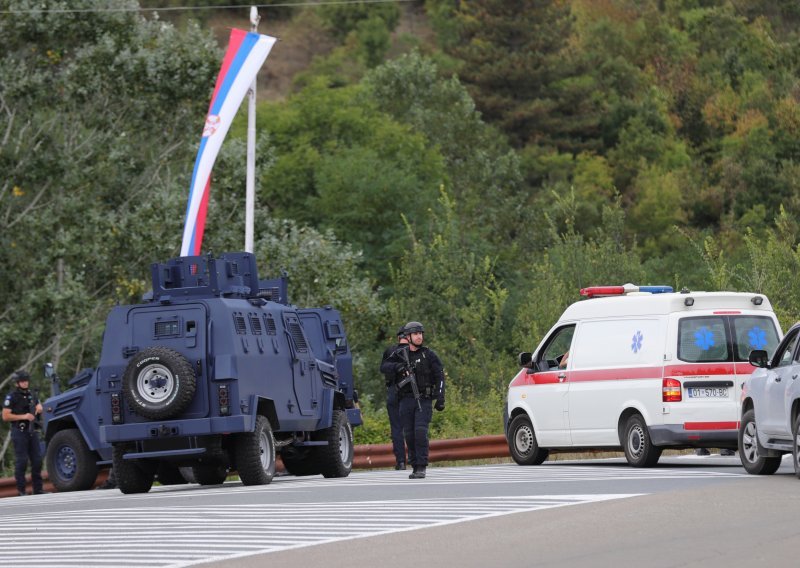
{"left": 678, "top": 317, "right": 729, "bottom": 363}
{"left": 730, "top": 316, "right": 780, "bottom": 360}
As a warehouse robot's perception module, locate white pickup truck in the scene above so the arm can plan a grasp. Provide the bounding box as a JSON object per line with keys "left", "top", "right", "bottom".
{"left": 739, "top": 321, "right": 800, "bottom": 478}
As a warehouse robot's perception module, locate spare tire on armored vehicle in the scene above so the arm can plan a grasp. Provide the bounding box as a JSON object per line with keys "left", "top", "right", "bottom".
{"left": 123, "top": 347, "right": 196, "bottom": 420}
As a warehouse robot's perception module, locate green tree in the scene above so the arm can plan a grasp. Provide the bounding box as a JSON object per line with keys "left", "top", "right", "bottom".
{"left": 255, "top": 77, "right": 446, "bottom": 280}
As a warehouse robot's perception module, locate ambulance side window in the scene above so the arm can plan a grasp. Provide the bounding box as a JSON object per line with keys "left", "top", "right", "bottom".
{"left": 539, "top": 325, "right": 575, "bottom": 371}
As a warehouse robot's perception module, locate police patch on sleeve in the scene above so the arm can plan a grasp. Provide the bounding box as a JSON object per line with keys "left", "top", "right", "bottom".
{"left": 3, "top": 396, "right": 10, "bottom": 406}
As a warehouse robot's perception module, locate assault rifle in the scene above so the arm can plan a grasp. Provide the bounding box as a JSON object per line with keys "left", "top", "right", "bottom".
{"left": 395, "top": 347, "right": 422, "bottom": 411}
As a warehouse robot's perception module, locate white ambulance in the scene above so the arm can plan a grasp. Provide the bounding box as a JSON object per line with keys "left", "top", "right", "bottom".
{"left": 505, "top": 284, "right": 782, "bottom": 467}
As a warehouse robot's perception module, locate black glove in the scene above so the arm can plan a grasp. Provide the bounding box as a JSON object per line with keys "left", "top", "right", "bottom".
{"left": 434, "top": 400, "right": 445, "bottom": 412}
{"left": 395, "top": 362, "right": 409, "bottom": 375}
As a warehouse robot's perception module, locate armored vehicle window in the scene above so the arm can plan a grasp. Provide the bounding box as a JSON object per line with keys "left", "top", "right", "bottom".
{"left": 233, "top": 312, "right": 247, "bottom": 335}
{"left": 155, "top": 320, "right": 180, "bottom": 337}
{"left": 263, "top": 314, "right": 277, "bottom": 335}
{"left": 288, "top": 321, "right": 309, "bottom": 353}
{"left": 249, "top": 314, "right": 262, "bottom": 335}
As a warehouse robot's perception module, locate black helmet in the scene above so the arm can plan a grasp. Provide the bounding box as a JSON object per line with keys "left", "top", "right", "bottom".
{"left": 401, "top": 321, "right": 424, "bottom": 336}
{"left": 396, "top": 325, "right": 407, "bottom": 338}
{"left": 12, "top": 370, "right": 31, "bottom": 383}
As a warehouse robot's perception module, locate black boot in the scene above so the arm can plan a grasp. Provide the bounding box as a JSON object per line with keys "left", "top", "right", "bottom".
{"left": 409, "top": 465, "right": 426, "bottom": 479}
{"left": 395, "top": 461, "right": 406, "bottom": 470}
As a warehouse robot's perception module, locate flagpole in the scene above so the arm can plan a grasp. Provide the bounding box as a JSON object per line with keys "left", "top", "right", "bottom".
{"left": 245, "top": 5, "right": 260, "bottom": 253}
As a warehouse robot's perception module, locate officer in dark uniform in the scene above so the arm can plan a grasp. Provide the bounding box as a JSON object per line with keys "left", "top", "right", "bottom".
{"left": 383, "top": 321, "right": 445, "bottom": 479}
{"left": 380, "top": 327, "right": 409, "bottom": 470}
{"left": 2, "top": 370, "right": 45, "bottom": 495}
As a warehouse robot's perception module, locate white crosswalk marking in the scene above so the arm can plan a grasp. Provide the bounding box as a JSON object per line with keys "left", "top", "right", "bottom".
{"left": 0, "top": 494, "right": 638, "bottom": 568}
{"left": 0, "top": 463, "right": 748, "bottom": 567}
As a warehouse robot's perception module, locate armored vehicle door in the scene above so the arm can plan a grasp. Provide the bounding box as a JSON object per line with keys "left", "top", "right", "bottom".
{"left": 283, "top": 312, "right": 319, "bottom": 416}
{"left": 128, "top": 304, "right": 209, "bottom": 419}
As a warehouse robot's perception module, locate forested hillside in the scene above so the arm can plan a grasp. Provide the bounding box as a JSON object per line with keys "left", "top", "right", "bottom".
{"left": 3, "top": 0, "right": 800, "bottom": 458}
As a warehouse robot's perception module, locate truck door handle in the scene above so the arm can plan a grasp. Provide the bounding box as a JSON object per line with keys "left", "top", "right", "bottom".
{"left": 793, "top": 375, "right": 798, "bottom": 381}
{"left": 775, "top": 377, "right": 781, "bottom": 382}
{"left": 558, "top": 373, "right": 566, "bottom": 382}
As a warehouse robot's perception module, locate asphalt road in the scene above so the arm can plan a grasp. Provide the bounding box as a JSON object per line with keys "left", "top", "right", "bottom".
{"left": 0, "top": 454, "right": 797, "bottom": 568}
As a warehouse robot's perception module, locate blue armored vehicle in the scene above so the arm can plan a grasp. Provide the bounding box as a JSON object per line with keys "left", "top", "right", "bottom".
{"left": 42, "top": 251, "right": 361, "bottom": 493}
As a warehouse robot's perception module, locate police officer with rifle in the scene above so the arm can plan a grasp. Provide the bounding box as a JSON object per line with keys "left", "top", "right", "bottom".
{"left": 383, "top": 321, "right": 445, "bottom": 479}
{"left": 2, "top": 370, "right": 46, "bottom": 495}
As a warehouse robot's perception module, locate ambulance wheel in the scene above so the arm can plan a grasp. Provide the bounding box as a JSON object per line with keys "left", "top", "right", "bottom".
{"left": 739, "top": 409, "right": 781, "bottom": 475}
{"left": 622, "top": 414, "right": 661, "bottom": 468}
{"left": 112, "top": 443, "right": 155, "bottom": 494}
{"left": 234, "top": 415, "right": 276, "bottom": 485}
{"left": 317, "top": 410, "right": 354, "bottom": 478}
{"left": 46, "top": 429, "right": 98, "bottom": 492}
{"left": 123, "top": 347, "right": 196, "bottom": 420}
{"left": 191, "top": 462, "right": 229, "bottom": 485}
{"left": 508, "top": 414, "right": 549, "bottom": 465}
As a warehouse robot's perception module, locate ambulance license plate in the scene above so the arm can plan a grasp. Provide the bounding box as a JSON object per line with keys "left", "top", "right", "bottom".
{"left": 688, "top": 387, "right": 728, "bottom": 398}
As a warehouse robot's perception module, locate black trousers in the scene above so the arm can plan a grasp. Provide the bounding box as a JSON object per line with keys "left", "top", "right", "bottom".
{"left": 11, "top": 427, "right": 43, "bottom": 494}
{"left": 386, "top": 386, "right": 406, "bottom": 464}
{"left": 399, "top": 397, "right": 433, "bottom": 467}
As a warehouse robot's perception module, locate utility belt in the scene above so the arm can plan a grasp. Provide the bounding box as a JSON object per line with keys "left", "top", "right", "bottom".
{"left": 399, "top": 385, "right": 436, "bottom": 398}
{"left": 12, "top": 420, "right": 35, "bottom": 432}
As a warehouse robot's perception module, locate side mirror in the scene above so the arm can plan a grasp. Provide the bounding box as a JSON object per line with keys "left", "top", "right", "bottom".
{"left": 748, "top": 349, "right": 769, "bottom": 369}
{"left": 518, "top": 352, "right": 533, "bottom": 367}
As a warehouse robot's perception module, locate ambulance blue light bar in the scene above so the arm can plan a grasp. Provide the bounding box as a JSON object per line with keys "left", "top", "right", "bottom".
{"left": 580, "top": 284, "right": 674, "bottom": 298}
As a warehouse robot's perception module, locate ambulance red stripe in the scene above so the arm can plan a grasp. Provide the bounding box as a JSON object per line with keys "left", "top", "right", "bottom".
{"left": 683, "top": 421, "right": 739, "bottom": 430}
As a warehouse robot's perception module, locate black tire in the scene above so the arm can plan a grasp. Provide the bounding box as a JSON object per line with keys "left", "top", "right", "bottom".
{"left": 739, "top": 409, "right": 781, "bottom": 475}
{"left": 234, "top": 415, "right": 276, "bottom": 485}
{"left": 317, "top": 410, "right": 354, "bottom": 478}
{"left": 507, "top": 414, "right": 549, "bottom": 466}
{"left": 156, "top": 462, "right": 188, "bottom": 486}
{"left": 622, "top": 414, "right": 662, "bottom": 467}
{"left": 191, "top": 463, "right": 229, "bottom": 485}
{"left": 281, "top": 448, "right": 320, "bottom": 477}
{"left": 123, "top": 347, "right": 196, "bottom": 420}
{"left": 45, "top": 429, "right": 99, "bottom": 492}
{"left": 112, "top": 443, "right": 156, "bottom": 494}
{"left": 794, "top": 414, "right": 800, "bottom": 480}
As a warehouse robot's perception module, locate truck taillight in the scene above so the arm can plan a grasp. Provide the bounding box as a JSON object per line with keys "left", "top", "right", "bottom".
{"left": 663, "top": 378, "right": 682, "bottom": 402}
{"left": 110, "top": 393, "right": 123, "bottom": 423}
{"left": 218, "top": 384, "right": 230, "bottom": 416}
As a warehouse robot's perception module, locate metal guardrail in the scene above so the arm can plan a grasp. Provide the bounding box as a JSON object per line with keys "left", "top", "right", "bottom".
{"left": 0, "top": 435, "right": 510, "bottom": 498}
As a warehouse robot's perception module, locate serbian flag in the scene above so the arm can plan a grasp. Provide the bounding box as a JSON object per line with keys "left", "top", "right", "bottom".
{"left": 180, "top": 29, "right": 277, "bottom": 257}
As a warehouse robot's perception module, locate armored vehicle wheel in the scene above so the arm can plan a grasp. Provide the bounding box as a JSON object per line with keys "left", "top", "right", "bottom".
{"left": 123, "top": 347, "right": 196, "bottom": 420}
{"left": 280, "top": 449, "right": 319, "bottom": 477}
{"left": 45, "top": 429, "right": 99, "bottom": 492}
{"left": 317, "top": 409, "right": 354, "bottom": 478}
{"left": 234, "top": 415, "right": 276, "bottom": 485}
{"left": 191, "top": 463, "right": 229, "bottom": 485}
{"left": 507, "top": 414, "right": 549, "bottom": 466}
{"left": 156, "top": 462, "right": 188, "bottom": 486}
{"left": 112, "top": 443, "right": 156, "bottom": 494}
